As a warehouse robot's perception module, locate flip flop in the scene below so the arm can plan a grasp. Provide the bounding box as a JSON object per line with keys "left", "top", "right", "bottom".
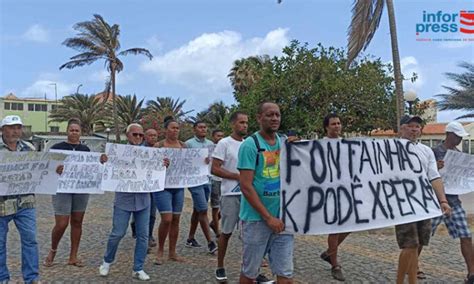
{"left": 42, "top": 249, "right": 57, "bottom": 267}
{"left": 417, "top": 271, "right": 427, "bottom": 280}
{"left": 68, "top": 260, "right": 85, "bottom": 267}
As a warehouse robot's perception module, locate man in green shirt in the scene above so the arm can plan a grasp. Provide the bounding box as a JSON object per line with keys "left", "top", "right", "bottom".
{"left": 238, "top": 102, "right": 294, "bottom": 284}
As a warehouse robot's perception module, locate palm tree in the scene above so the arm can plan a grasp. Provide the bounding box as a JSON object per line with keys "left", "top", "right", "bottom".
{"left": 146, "top": 97, "right": 193, "bottom": 121}
{"left": 59, "top": 14, "right": 153, "bottom": 142}
{"left": 437, "top": 62, "right": 474, "bottom": 119}
{"left": 228, "top": 55, "right": 272, "bottom": 96}
{"left": 192, "top": 101, "right": 229, "bottom": 129}
{"left": 346, "top": 0, "right": 404, "bottom": 131}
{"left": 104, "top": 94, "right": 144, "bottom": 131}
{"left": 49, "top": 94, "right": 106, "bottom": 135}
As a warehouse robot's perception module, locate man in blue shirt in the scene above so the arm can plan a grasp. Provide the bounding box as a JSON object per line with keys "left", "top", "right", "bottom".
{"left": 184, "top": 121, "right": 217, "bottom": 254}
{"left": 238, "top": 102, "right": 294, "bottom": 284}
{"left": 99, "top": 123, "right": 152, "bottom": 281}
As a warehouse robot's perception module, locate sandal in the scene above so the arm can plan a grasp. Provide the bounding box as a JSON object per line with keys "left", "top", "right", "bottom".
{"left": 42, "top": 249, "right": 57, "bottom": 267}
{"left": 417, "top": 270, "right": 427, "bottom": 280}
{"left": 68, "top": 259, "right": 85, "bottom": 267}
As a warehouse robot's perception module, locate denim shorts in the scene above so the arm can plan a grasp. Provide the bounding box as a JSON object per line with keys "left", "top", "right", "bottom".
{"left": 188, "top": 183, "right": 211, "bottom": 212}
{"left": 153, "top": 188, "right": 184, "bottom": 214}
{"left": 241, "top": 220, "right": 294, "bottom": 279}
{"left": 210, "top": 180, "right": 221, "bottom": 209}
{"left": 432, "top": 204, "right": 472, "bottom": 239}
{"left": 52, "top": 193, "right": 89, "bottom": 215}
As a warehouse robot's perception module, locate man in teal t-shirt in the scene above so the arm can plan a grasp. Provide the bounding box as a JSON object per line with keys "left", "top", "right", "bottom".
{"left": 237, "top": 102, "right": 294, "bottom": 284}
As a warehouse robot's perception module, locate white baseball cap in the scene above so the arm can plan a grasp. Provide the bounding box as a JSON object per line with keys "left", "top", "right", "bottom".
{"left": 1, "top": 115, "right": 23, "bottom": 127}
{"left": 445, "top": 121, "right": 469, "bottom": 137}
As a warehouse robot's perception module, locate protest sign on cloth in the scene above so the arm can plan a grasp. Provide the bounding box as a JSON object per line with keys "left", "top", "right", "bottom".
{"left": 439, "top": 150, "right": 474, "bottom": 195}
{"left": 160, "top": 148, "right": 209, "bottom": 188}
{"left": 280, "top": 138, "right": 443, "bottom": 235}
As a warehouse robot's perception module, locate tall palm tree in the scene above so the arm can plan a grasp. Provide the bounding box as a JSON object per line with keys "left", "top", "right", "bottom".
{"left": 228, "top": 55, "right": 272, "bottom": 96}
{"left": 49, "top": 93, "right": 106, "bottom": 135}
{"left": 437, "top": 62, "right": 474, "bottom": 119}
{"left": 146, "top": 97, "right": 193, "bottom": 120}
{"left": 104, "top": 94, "right": 144, "bottom": 131}
{"left": 59, "top": 14, "right": 153, "bottom": 142}
{"left": 346, "top": 0, "right": 404, "bottom": 131}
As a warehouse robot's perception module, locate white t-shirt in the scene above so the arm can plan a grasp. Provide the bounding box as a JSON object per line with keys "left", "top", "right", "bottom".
{"left": 212, "top": 136, "right": 243, "bottom": 196}
{"left": 409, "top": 140, "right": 441, "bottom": 181}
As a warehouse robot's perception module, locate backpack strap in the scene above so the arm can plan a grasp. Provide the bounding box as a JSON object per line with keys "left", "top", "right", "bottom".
{"left": 251, "top": 134, "right": 265, "bottom": 167}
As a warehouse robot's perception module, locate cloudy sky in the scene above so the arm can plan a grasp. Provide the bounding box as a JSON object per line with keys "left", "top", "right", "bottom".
{"left": 1, "top": 0, "right": 473, "bottom": 122}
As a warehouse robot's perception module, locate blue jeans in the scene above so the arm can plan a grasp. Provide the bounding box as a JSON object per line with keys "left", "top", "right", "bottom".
{"left": 241, "top": 221, "right": 294, "bottom": 279}
{"left": 104, "top": 206, "right": 150, "bottom": 271}
{"left": 0, "top": 208, "right": 39, "bottom": 283}
{"left": 188, "top": 183, "right": 211, "bottom": 212}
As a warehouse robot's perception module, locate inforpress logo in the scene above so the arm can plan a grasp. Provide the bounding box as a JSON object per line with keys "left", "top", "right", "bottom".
{"left": 416, "top": 10, "right": 474, "bottom": 42}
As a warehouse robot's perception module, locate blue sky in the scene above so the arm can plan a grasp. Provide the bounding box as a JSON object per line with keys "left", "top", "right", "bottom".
{"left": 1, "top": 0, "right": 473, "bottom": 122}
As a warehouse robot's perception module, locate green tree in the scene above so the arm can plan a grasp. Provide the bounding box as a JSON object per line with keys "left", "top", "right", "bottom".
{"left": 192, "top": 101, "right": 229, "bottom": 130}
{"left": 104, "top": 94, "right": 144, "bottom": 132}
{"left": 146, "top": 97, "right": 193, "bottom": 121}
{"left": 437, "top": 62, "right": 474, "bottom": 119}
{"left": 347, "top": 0, "right": 404, "bottom": 131}
{"left": 228, "top": 55, "right": 272, "bottom": 96}
{"left": 234, "top": 41, "right": 396, "bottom": 136}
{"left": 49, "top": 93, "right": 106, "bottom": 135}
{"left": 59, "top": 14, "right": 153, "bottom": 142}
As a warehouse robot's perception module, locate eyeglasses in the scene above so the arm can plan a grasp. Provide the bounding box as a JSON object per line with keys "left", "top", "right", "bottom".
{"left": 131, "top": 133, "right": 144, "bottom": 138}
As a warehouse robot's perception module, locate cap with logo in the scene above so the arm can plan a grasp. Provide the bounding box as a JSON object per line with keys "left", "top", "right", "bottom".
{"left": 445, "top": 121, "right": 469, "bottom": 137}
{"left": 1, "top": 115, "right": 23, "bottom": 127}
{"left": 400, "top": 115, "right": 423, "bottom": 125}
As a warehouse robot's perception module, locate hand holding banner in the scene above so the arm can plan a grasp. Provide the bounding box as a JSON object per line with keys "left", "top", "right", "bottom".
{"left": 101, "top": 143, "right": 166, "bottom": 193}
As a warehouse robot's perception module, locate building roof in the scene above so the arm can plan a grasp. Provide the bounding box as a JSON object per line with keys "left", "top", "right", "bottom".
{"left": 371, "top": 122, "right": 473, "bottom": 137}
{"left": 2, "top": 93, "right": 57, "bottom": 103}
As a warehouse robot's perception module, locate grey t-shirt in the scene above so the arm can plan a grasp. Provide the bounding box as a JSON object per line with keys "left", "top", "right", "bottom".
{"left": 431, "top": 143, "right": 461, "bottom": 207}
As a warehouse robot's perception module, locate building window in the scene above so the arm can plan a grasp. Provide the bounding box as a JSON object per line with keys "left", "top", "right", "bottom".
{"left": 23, "top": 125, "right": 32, "bottom": 133}
{"left": 4, "top": 102, "right": 10, "bottom": 110}
{"left": 11, "top": 103, "right": 23, "bottom": 111}
{"left": 462, "top": 140, "right": 469, "bottom": 153}
{"left": 42, "top": 104, "right": 47, "bottom": 112}
{"left": 470, "top": 140, "right": 474, "bottom": 154}
{"left": 431, "top": 139, "right": 442, "bottom": 147}
{"left": 420, "top": 140, "right": 430, "bottom": 146}
{"left": 51, "top": 104, "right": 58, "bottom": 111}
{"left": 28, "top": 104, "right": 34, "bottom": 111}
{"left": 32, "top": 104, "right": 47, "bottom": 112}
{"left": 50, "top": 126, "right": 60, "bottom": 133}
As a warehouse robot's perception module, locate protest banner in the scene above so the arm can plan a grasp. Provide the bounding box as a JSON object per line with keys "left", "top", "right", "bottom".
{"left": 50, "top": 150, "right": 104, "bottom": 194}
{"left": 0, "top": 151, "right": 66, "bottom": 195}
{"left": 160, "top": 148, "right": 209, "bottom": 188}
{"left": 439, "top": 150, "right": 474, "bottom": 195}
{"left": 280, "top": 138, "right": 443, "bottom": 235}
{"left": 101, "top": 143, "right": 166, "bottom": 193}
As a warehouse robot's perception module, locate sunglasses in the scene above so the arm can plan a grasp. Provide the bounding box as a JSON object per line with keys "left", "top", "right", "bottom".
{"left": 131, "top": 133, "right": 144, "bottom": 138}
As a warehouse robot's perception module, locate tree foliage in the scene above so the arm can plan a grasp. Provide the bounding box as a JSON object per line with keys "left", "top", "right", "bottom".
{"left": 436, "top": 61, "right": 474, "bottom": 119}
{"left": 233, "top": 41, "right": 396, "bottom": 136}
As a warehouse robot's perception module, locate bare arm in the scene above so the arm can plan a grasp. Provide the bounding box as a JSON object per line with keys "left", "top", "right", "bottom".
{"left": 240, "top": 169, "right": 284, "bottom": 233}
{"left": 211, "top": 158, "right": 239, "bottom": 180}
{"left": 431, "top": 178, "right": 451, "bottom": 216}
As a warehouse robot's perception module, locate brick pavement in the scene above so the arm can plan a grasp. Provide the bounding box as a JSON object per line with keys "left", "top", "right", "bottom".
{"left": 3, "top": 193, "right": 470, "bottom": 283}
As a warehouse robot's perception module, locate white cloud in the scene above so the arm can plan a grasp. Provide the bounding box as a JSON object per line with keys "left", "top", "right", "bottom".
{"left": 141, "top": 28, "right": 290, "bottom": 97}
{"left": 21, "top": 80, "right": 77, "bottom": 99}
{"left": 146, "top": 35, "right": 164, "bottom": 54}
{"left": 22, "top": 24, "right": 49, "bottom": 43}
{"left": 400, "top": 56, "right": 424, "bottom": 92}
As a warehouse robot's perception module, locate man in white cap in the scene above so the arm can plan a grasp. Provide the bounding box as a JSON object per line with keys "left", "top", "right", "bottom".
{"left": 0, "top": 115, "right": 39, "bottom": 284}
{"left": 430, "top": 121, "right": 473, "bottom": 284}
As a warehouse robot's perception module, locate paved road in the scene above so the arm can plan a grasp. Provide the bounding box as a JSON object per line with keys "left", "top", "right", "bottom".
{"left": 4, "top": 193, "right": 471, "bottom": 283}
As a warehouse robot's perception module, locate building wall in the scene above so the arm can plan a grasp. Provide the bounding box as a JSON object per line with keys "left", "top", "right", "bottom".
{"left": 0, "top": 97, "right": 67, "bottom": 132}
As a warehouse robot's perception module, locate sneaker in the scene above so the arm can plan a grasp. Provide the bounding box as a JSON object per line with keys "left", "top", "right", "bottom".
{"left": 331, "top": 265, "right": 345, "bottom": 281}
{"left": 256, "top": 274, "right": 275, "bottom": 284}
{"left": 185, "top": 238, "right": 202, "bottom": 248}
{"left": 99, "top": 262, "right": 111, "bottom": 277}
{"left": 132, "top": 270, "right": 150, "bottom": 281}
{"left": 208, "top": 241, "right": 218, "bottom": 254}
{"left": 215, "top": 267, "right": 227, "bottom": 281}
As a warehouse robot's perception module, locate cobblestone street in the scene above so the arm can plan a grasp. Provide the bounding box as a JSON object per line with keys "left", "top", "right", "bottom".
{"left": 4, "top": 193, "right": 472, "bottom": 283}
